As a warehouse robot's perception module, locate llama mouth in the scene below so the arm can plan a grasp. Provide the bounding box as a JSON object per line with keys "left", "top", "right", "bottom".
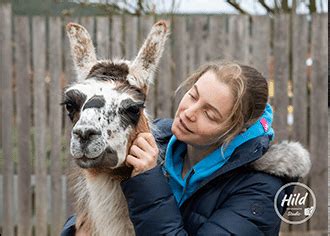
{"left": 75, "top": 148, "right": 118, "bottom": 169}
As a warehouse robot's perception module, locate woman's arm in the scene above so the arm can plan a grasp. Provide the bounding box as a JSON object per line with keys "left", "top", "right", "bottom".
{"left": 121, "top": 165, "right": 188, "bottom": 235}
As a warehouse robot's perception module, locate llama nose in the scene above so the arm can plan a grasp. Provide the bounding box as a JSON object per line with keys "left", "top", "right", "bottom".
{"left": 73, "top": 126, "right": 101, "bottom": 141}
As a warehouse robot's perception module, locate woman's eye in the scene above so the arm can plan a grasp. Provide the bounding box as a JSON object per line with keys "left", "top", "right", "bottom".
{"left": 188, "top": 93, "right": 197, "bottom": 100}
{"left": 205, "top": 111, "right": 216, "bottom": 121}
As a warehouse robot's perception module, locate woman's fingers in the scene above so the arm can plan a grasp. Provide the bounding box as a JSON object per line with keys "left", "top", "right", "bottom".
{"left": 130, "top": 144, "right": 148, "bottom": 159}
{"left": 127, "top": 132, "right": 159, "bottom": 177}
{"left": 133, "top": 133, "right": 159, "bottom": 157}
{"left": 126, "top": 154, "right": 151, "bottom": 177}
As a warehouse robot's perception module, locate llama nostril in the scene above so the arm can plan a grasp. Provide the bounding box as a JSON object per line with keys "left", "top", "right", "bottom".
{"left": 73, "top": 127, "right": 101, "bottom": 141}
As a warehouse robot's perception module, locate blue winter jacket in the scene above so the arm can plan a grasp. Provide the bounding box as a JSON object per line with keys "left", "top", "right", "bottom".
{"left": 61, "top": 119, "right": 298, "bottom": 236}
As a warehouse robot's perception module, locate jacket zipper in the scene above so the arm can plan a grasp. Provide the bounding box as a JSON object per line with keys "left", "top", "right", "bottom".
{"left": 179, "top": 168, "right": 195, "bottom": 206}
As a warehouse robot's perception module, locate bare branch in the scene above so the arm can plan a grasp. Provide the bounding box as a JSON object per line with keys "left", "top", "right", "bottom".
{"left": 258, "top": 0, "right": 275, "bottom": 13}
{"left": 225, "top": 0, "right": 249, "bottom": 15}
{"left": 308, "top": 0, "right": 317, "bottom": 13}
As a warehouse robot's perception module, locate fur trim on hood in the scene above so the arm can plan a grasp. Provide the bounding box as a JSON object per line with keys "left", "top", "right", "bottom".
{"left": 250, "top": 141, "right": 311, "bottom": 178}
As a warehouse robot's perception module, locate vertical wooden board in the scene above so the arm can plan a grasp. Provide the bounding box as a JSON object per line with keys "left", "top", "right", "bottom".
{"left": 228, "top": 15, "right": 249, "bottom": 63}
{"left": 208, "top": 16, "right": 227, "bottom": 61}
{"left": 292, "top": 15, "right": 309, "bottom": 146}
{"left": 111, "top": 15, "right": 124, "bottom": 58}
{"left": 96, "top": 17, "right": 110, "bottom": 59}
{"left": 272, "top": 15, "right": 290, "bottom": 142}
{"left": 14, "top": 16, "right": 32, "bottom": 236}
{"left": 251, "top": 16, "right": 270, "bottom": 80}
{"left": 63, "top": 16, "right": 78, "bottom": 217}
{"left": 139, "top": 16, "right": 156, "bottom": 117}
{"left": 32, "top": 16, "right": 48, "bottom": 236}
{"left": 186, "top": 17, "right": 194, "bottom": 75}
{"left": 49, "top": 17, "right": 64, "bottom": 236}
{"left": 190, "top": 16, "right": 208, "bottom": 68}
{"left": 172, "top": 16, "right": 188, "bottom": 113}
{"left": 124, "top": 15, "right": 138, "bottom": 60}
{"left": 0, "top": 4, "right": 14, "bottom": 236}
{"left": 290, "top": 14, "right": 310, "bottom": 234}
{"left": 309, "top": 13, "right": 328, "bottom": 232}
{"left": 154, "top": 16, "right": 172, "bottom": 118}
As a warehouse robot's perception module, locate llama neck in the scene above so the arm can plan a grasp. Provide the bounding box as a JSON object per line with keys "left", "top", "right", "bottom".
{"left": 84, "top": 172, "right": 135, "bottom": 236}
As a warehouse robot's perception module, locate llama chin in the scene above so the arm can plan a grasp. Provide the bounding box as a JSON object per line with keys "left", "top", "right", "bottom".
{"left": 65, "top": 20, "right": 169, "bottom": 235}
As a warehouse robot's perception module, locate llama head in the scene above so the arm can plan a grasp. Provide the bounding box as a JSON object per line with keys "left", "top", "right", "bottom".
{"left": 63, "top": 21, "right": 169, "bottom": 174}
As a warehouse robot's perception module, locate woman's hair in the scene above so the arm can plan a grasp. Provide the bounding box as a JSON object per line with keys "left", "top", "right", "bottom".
{"left": 176, "top": 60, "right": 268, "bottom": 147}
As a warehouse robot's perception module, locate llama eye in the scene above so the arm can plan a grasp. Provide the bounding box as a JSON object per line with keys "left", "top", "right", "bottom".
{"left": 119, "top": 101, "right": 145, "bottom": 127}
{"left": 126, "top": 105, "right": 140, "bottom": 115}
{"left": 65, "top": 103, "right": 75, "bottom": 113}
{"left": 61, "top": 100, "right": 78, "bottom": 119}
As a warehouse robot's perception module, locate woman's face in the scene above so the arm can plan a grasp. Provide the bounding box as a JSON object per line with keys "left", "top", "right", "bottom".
{"left": 172, "top": 70, "right": 235, "bottom": 147}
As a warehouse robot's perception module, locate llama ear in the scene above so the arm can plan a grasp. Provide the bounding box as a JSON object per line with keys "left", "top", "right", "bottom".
{"left": 66, "top": 23, "right": 97, "bottom": 81}
{"left": 129, "top": 20, "right": 169, "bottom": 89}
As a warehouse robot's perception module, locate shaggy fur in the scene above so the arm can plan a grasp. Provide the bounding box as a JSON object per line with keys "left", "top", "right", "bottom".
{"left": 251, "top": 141, "right": 311, "bottom": 178}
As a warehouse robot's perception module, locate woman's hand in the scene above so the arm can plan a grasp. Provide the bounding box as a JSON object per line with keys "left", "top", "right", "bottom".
{"left": 126, "top": 133, "right": 159, "bottom": 177}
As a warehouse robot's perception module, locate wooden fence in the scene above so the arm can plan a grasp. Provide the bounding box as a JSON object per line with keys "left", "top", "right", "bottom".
{"left": 0, "top": 3, "right": 328, "bottom": 236}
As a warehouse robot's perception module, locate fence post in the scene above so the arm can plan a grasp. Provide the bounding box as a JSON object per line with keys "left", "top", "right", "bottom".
{"left": 15, "top": 15, "right": 32, "bottom": 236}
{"left": 0, "top": 3, "right": 14, "bottom": 236}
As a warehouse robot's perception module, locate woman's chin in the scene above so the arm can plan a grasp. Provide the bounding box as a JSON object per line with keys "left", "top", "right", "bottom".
{"left": 172, "top": 124, "right": 187, "bottom": 142}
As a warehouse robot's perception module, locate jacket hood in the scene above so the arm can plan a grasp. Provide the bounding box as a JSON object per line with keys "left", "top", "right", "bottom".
{"left": 250, "top": 141, "right": 311, "bottom": 178}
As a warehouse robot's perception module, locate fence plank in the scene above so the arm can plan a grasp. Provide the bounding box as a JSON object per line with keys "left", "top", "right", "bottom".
{"left": 289, "top": 14, "right": 310, "bottom": 233}
{"left": 272, "top": 14, "right": 290, "bottom": 142}
{"left": 228, "top": 15, "right": 249, "bottom": 63}
{"left": 32, "top": 16, "right": 48, "bottom": 236}
{"left": 49, "top": 16, "right": 64, "bottom": 236}
{"left": 172, "top": 16, "right": 187, "bottom": 111}
{"left": 15, "top": 16, "right": 32, "bottom": 236}
{"left": 0, "top": 4, "right": 14, "bottom": 236}
{"left": 111, "top": 15, "right": 124, "bottom": 58}
{"left": 309, "top": 13, "right": 328, "bottom": 232}
{"left": 96, "top": 16, "right": 110, "bottom": 59}
{"left": 292, "top": 14, "right": 308, "bottom": 146}
{"left": 124, "top": 15, "right": 138, "bottom": 60}
{"left": 251, "top": 16, "right": 270, "bottom": 80}
{"left": 208, "top": 15, "right": 227, "bottom": 61}
{"left": 188, "top": 16, "right": 208, "bottom": 68}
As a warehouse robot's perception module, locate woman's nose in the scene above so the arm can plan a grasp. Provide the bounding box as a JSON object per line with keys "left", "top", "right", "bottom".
{"left": 184, "top": 107, "right": 197, "bottom": 122}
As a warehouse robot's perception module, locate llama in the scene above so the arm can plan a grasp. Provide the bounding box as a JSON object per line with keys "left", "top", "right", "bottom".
{"left": 64, "top": 20, "right": 169, "bottom": 235}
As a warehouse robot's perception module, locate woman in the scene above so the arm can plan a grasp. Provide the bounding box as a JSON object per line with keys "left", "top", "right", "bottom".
{"left": 62, "top": 61, "right": 309, "bottom": 235}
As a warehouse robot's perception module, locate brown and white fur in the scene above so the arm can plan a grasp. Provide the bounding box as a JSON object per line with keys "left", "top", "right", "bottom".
{"left": 64, "top": 21, "right": 169, "bottom": 236}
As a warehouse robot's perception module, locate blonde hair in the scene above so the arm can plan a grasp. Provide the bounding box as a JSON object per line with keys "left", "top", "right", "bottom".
{"left": 176, "top": 60, "right": 268, "bottom": 147}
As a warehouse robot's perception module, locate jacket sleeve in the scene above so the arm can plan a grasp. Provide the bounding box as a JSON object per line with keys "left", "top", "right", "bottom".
{"left": 121, "top": 167, "right": 285, "bottom": 236}
{"left": 121, "top": 166, "right": 188, "bottom": 236}
{"left": 60, "top": 215, "right": 76, "bottom": 236}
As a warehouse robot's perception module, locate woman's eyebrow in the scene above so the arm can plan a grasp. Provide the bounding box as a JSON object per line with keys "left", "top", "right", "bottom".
{"left": 193, "top": 85, "right": 224, "bottom": 119}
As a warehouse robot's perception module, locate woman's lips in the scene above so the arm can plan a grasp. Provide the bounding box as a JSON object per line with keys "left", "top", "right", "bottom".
{"left": 179, "top": 118, "right": 193, "bottom": 133}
